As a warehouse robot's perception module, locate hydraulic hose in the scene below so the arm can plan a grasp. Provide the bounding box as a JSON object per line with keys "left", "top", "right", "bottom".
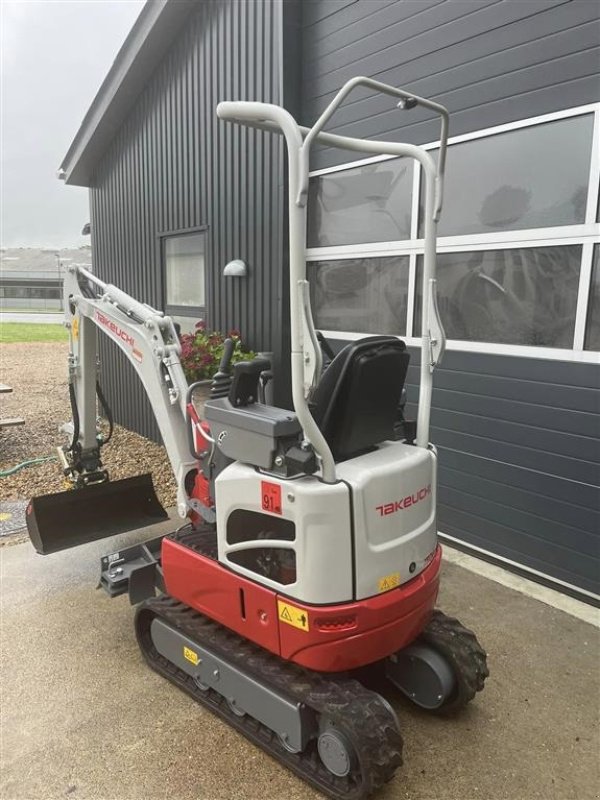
{"left": 68, "top": 381, "right": 80, "bottom": 454}
{"left": 0, "top": 456, "right": 56, "bottom": 478}
{"left": 96, "top": 381, "right": 114, "bottom": 446}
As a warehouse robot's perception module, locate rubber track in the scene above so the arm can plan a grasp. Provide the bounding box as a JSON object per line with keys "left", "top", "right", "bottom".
{"left": 135, "top": 595, "right": 403, "bottom": 800}
{"left": 419, "top": 609, "right": 489, "bottom": 715}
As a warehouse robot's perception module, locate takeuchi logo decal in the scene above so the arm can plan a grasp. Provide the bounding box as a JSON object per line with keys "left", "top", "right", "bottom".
{"left": 376, "top": 485, "right": 431, "bottom": 517}
{"left": 94, "top": 310, "right": 143, "bottom": 362}
{"left": 95, "top": 310, "right": 134, "bottom": 346}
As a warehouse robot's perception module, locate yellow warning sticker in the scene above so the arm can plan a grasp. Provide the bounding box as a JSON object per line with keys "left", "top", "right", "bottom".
{"left": 72, "top": 317, "right": 79, "bottom": 340}
{"left": 277, "top": 600, "right": 309, "bottom": 632}
{"left": 183, "top": 646, "right": 200, "bottom": 665}
{"left": 378, "top": 572, "right": 400, "bottom": 592}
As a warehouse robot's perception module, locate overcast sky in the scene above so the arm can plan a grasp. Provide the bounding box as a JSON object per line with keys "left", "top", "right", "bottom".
{"left": 1, "top": 0, "right": 145, "bottom": 249}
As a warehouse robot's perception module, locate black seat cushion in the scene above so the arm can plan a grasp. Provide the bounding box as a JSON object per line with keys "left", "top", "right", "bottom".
{"left": 310, "top": 336, "right": 410, "bottom": 461}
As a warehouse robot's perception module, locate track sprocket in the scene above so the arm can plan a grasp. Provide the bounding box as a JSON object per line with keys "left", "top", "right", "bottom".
{"left": 417, "top": 609, "right": 489, "bottom": 715}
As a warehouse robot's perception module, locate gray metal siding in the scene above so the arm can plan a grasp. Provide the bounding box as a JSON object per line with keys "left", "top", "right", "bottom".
{"left": 90, "top": 0, "right": 284, "bottom": 440}
{"left": 301, "top": 1, "right": 600, "bottom": 597}
{"left": 301, "top": 0, "right": 600, "bottom": 168}
{"left": 322, "top": 339, "right": 599, "bottom": 597}
{"left": 403, "top": 349, "right": 600, "bottom": 597}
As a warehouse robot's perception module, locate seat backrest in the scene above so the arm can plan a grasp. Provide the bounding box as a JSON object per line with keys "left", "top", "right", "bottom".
{"left": 310, "top": 336, "right": 410, "bottom": 461}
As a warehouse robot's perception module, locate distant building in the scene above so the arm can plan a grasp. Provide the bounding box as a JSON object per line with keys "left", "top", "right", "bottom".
{"left": 0, "top": 247, "right": 92, "bottom": 311}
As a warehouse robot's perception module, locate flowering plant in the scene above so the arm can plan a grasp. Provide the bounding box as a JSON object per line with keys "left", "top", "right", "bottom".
{"left": 179, "top": 321, "right": 256, "bottom": 383}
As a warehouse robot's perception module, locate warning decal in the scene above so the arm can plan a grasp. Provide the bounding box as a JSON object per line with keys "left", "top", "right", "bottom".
{"left": 261, "top": 481, "right": 282, "bottom": 515}
{"left": 378, "top": 572, "right": 400, "bottom": 592}
{"left": 183, "top": 646, "right": 200, "bottom": 665}
{"left": 277, "top": 600, "right": 309, "bottom": 632}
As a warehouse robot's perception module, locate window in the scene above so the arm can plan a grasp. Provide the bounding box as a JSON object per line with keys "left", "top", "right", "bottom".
{"left": 308, "top": 157, "right": 413, "bottom": 247}
{"left": 414, "top": 247, "right": 581, "bottom": 348}
{"left": 308, "top": 257, "right": 409, "bottom": 335}
{"left": 585, "top": 246, "right": 600, "bottom": 351}
{"left": 307, "top": 106, "right": 600, "bottom": 359}
{"left": 164, "top": 231, "right": 205, "bottom": 313}
{"left": 1, "top": 285, "right": 61, "bottom": 299}
{"left": 421, "top": 115, "right": 594, "bottom": 237}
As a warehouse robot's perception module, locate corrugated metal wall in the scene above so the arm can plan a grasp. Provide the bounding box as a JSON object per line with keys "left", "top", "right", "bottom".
{"left": 302, "top": 0, "right": 600, "bottom": 598}
{"left": 90, "top": 0, "right": 284, "bottom": 439}
{"left": 301, "top": 0, "right": 600, "bottom": 168}
{"left": 404, "top": 349, "right": 600, "bottom": 597}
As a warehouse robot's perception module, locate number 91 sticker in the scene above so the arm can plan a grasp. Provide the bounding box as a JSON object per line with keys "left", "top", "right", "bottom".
{"left": 261, "top": 481, "right": 282, "bottom": 515}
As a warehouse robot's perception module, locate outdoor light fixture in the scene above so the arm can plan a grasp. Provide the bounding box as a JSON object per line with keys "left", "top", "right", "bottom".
{"left": 223, "top": 259, "right": 247, "bottom": 277}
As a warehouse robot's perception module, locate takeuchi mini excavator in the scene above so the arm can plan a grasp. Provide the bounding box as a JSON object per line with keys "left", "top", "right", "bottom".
{"left": 27, "top": 78, "right": 488, "bottom": 799}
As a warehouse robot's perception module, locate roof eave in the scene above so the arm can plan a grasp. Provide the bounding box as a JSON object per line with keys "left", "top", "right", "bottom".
{"left": 59, "top": 0, "right": 195, "bottom": 187}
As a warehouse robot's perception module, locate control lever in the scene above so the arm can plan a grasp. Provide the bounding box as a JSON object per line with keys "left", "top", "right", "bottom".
{"left": 210, "top": 338, "right": 236, "bottom": 399}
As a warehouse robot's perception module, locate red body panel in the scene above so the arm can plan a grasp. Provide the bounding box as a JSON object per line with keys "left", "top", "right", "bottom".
{"left": 162, "top": 537, "right": 442, "bottom": 672}
{"left": 278, "top": 547, "right": 441, "bottom": 671}
{"left": 163, "top": 538, "right": 280, "bottom": 653}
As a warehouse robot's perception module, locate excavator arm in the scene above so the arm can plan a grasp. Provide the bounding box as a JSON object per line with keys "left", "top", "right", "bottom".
{"left": 27, "top": 264, "right": 198, "bottom": 554}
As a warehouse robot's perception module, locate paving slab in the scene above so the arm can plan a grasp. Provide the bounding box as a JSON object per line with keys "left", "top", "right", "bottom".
{"left": 1, "top": 527, "right": 598, "bottom": 800}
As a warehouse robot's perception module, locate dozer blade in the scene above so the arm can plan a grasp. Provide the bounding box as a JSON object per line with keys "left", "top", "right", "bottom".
{"left": 26, "top": 473, "right": 169, "bottom": 555}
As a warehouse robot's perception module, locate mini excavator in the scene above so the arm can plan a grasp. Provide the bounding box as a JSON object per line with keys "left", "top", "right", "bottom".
{"left": 27, "top": 78, "right": 488, "bottom": 799}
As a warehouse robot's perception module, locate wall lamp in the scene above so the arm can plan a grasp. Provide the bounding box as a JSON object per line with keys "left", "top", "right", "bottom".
{"left": 223, "top": 259, "right": 247, "bottom": 277}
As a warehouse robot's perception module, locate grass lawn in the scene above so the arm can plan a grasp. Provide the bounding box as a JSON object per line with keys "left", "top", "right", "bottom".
{"left": 0, "top": 323, "right": 68, "bottom": 344}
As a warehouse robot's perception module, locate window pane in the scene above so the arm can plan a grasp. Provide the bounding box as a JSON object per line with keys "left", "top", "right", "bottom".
{"left": 308, "top": 256, "right": 409, "bottom": 335}
{"left": 414, "top": 246, "right": 581, "bottom": 348}
{"left": 585, "top": 245, "right": 600, "bottom": 351}
{"left": 308, "top": 158, "right": 413, "bottom": 247}
{"left": 165, "top": 232, "right": 205, "bottom": 308}
{"left": 422, "top": 116, "right": 594, "bottom": 237}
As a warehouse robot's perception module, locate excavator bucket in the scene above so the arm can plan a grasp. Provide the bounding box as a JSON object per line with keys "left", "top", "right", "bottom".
{"left": 26, "top": 473, "right": 169, "bottom": 555}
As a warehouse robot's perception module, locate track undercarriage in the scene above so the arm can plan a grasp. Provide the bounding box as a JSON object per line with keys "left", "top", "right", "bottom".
{"left": 136, "top": 594, "right": 488, "bottom": 800}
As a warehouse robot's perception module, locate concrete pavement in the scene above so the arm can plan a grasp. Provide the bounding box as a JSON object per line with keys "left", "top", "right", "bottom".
{"left": 1, "top": 527, "right": 598, "bottom": 800}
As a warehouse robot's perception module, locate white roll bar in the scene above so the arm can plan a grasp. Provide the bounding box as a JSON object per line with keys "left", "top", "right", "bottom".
{"left": 217, "top": 77, "right": 448, "bottom": 482}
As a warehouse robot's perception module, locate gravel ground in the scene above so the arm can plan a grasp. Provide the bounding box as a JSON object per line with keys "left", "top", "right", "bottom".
{"left": 0, "top": 343, "right": 177, "bottom": 536}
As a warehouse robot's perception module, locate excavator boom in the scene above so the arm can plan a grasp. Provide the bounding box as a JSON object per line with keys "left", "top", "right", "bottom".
{"left": 26, "top": 265, "right": 195, "bottom": 554}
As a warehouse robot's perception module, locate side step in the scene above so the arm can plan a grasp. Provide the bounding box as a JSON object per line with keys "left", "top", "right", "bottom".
{"left": 26, "top": 473, "right": 168, "bottom": 555}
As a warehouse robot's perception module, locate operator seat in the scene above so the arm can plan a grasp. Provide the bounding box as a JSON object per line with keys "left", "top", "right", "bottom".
{"left": 310, "top": 336, "right": 410, "bottom": 461}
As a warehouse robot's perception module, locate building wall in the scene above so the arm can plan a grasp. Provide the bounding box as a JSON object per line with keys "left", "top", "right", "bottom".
{"left": 301, "top": 0, "right": 600, "bottom": 168}
{"left": 300, "top": 0, "right": 600, "bottom": 599}
{"left": 90, "top": 0, "right": 285, "bottom": 439}
{"left": 405, "top": 348, "right": 599, "bottom": 597}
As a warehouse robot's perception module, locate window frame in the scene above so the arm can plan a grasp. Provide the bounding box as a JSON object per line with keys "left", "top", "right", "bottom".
{"left": 160, "top": 225, "right": 208, "bottom": 317}
{"left": 306, "top": 104, "right": 600, "bottom": 363}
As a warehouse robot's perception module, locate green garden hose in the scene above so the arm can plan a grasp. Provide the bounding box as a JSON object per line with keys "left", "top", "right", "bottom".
{"left": 0, "top": 456, "right": 56, "bottom": 478}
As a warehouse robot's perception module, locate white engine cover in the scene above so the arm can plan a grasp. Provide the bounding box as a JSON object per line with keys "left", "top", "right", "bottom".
{"left": 215, "top": 462, "right": 353, "bottom": 604}
{"left": 337, "top": 441, "right": 438, "bottom": 600}
{"left": 214, "top": 442, "right": 437, "bottom": 604}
